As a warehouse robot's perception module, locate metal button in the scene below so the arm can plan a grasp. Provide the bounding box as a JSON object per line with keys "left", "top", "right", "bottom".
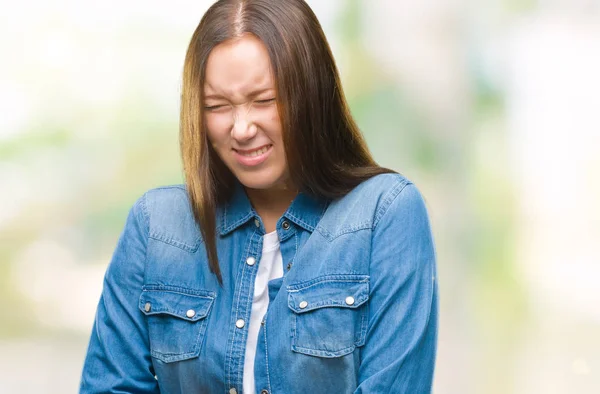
{"left": 229, "top": 388, "right": 237, "bottom": 394}
{"left": 260, "top": 390, "right": 269, "bottom": 394}
{"left": 236, "top": 319, "right": 245, "bottom": 328}
{"left": 254, "top": 218, "right": 260, "bottom": 228}
{"left": 186, "top": 309, "right": 195, "bottom": 318}
{"left": 345, "top": 296, "right": 355, "bottom": 306}
{"left": 299, "top": 301, "right": 308, "bottom": 309}
{"left": 246, "top": 256, "right": 256, "bottom": 266}
{"left": 282, "top": 221, "right": 290, "bottom": 230}
{"left": 144, "top": 302, "right": 151, "bottom": 312}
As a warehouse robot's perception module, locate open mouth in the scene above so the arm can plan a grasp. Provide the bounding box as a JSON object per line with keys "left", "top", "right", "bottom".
{"left": 233, "top": 144, "right": 273, "bottom": 166}
{"left": 235, "top": 145, "right": 271, "bottom": 157}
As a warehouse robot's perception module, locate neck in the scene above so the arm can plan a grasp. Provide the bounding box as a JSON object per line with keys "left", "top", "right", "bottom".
{"left": 245, "top": 186, "right": 298, "bottom": 232}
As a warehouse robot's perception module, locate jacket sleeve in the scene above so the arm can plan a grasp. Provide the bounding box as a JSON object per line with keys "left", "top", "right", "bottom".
{"left": 355, "top": 182, "right": 438, "bottom": 393}
{"left": 80, "top": 195, "right": 159, "bottom": 394}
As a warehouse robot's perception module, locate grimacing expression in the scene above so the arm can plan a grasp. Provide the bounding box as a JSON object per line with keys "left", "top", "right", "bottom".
{"left": 204, "top": 34, "right": 288, "bottom": 192}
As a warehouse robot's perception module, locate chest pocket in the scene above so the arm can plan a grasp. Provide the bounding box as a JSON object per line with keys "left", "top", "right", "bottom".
{"left": 287, "top": 275, "right": 369, "bottom": 358}
{"left": 139, "top": 286, "right": 215, "bottom": 363}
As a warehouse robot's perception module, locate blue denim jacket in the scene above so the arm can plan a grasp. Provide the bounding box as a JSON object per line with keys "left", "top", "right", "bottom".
{"left": 80, "top": 173, "right": 438, "bottom": 394}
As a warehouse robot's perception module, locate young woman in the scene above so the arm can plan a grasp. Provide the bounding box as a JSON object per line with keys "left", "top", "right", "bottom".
{"left": 80, "top": 0, "right": 438, "bottom": 393}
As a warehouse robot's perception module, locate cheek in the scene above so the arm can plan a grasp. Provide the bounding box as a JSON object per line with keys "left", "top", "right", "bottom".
{"left": 270, "top": 112, "right": 281, "bottom": 128}
{"left": 205, "top": 118, "right": 229, "bottom": 147}
{"left": 263, "top": 115, "right": 283, "bottom": 142}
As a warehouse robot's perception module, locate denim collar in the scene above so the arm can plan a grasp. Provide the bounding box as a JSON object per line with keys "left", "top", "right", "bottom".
{"left": 218, "top": 182, "right": 329, "bottom": 235}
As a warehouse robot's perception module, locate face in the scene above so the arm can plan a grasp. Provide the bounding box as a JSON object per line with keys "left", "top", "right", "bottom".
{"left": 204, "top": 34, "right": 288, "bottom": 192}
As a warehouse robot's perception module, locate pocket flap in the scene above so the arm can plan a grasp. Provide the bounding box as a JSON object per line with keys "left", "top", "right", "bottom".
{"left": 287, "top": 275, "right": 369, "bottom": 314}
{"left": 139, "top": 287, "right": 215, "bottom": 322}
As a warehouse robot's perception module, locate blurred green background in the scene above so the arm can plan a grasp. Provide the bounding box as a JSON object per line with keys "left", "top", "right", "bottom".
{"left": 1, "top": 0, "right": 599, "bottom": 392}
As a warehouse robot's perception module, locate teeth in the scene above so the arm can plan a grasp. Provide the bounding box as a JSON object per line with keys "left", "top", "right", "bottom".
{"left": 240, "top": 146, "right": 269, "bottom": 157}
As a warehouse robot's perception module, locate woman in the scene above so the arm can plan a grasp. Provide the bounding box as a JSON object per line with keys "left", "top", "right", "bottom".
{"left": 80, "top": 0, "right": 438, "bottom": 393}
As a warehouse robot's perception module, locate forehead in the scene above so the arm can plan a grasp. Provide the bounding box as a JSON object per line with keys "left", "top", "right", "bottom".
{"left": 204, "top": 34, "right": 275, "bottom": 98}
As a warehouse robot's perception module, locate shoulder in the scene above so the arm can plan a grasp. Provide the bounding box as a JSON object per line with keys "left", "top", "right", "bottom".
{"left": 350, "top": 172, "right": 412, "bottom": 206}
{"left": 317, "top": 173, "right": 424, "bottom": 239}
{"left": 140, "top": 184, "right": 189, "bottom": 213}
{"left": 358, "top": 173, "right": 427, "bottom": 229}
{"left": 135, "top": 184, "right": 201, "bottom": 252}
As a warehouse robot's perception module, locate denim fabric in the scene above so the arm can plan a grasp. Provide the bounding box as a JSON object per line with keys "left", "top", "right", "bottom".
{"left": 80, "top": 173, "right": 438, "bottom": 394}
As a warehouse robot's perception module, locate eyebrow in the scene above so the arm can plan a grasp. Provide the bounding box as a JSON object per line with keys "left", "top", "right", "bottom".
{"left": 203, "top": 87, "right": 274, "bottom": 101}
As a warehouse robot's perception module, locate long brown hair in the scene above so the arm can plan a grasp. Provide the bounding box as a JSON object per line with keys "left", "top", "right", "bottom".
{"left": 180, "top": 0, "right": 394, "bottom": 283}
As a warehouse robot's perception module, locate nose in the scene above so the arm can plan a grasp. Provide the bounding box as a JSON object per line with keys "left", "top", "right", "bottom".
{"left": 231, "top": 105, "right": 257, "bottom": 142}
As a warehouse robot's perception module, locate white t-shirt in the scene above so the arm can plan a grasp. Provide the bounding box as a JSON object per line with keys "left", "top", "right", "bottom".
{"left": 243, "top": 230, "right": 284, "bottom": 394}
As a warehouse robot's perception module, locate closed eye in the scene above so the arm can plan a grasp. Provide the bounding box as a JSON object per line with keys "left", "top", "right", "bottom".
{"left": 254, "top": 98, "right": 276, "bottom": 104}
{"left": 204, "top": 104, "right": 226, "bottom": 111}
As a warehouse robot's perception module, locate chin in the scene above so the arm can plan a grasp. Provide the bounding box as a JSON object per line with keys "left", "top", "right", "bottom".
{"left": 235, "top": 171, "right": 286, "bottom": 191}
{"left": 239, "top": 179, "right": 278, "bottom": 191}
